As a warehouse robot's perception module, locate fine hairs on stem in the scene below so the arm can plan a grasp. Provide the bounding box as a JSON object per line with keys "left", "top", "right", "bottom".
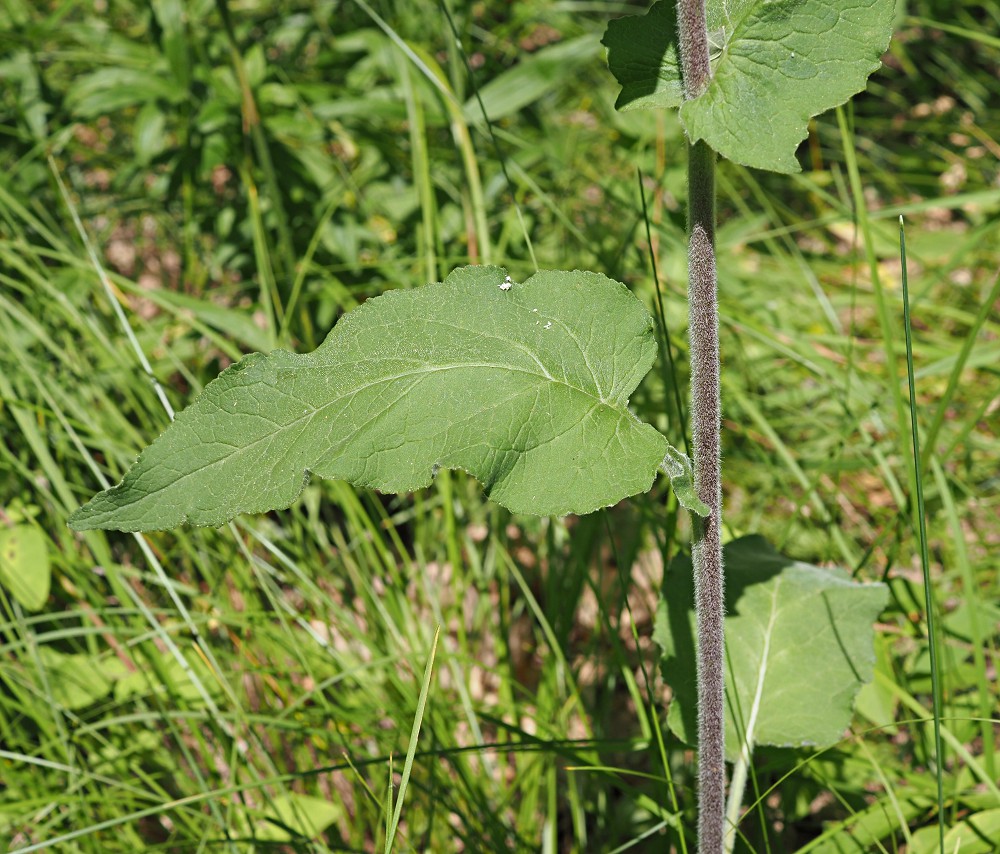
{"left": 676, "top": 1, "right": 727, "bottom": 852}
{"left": 689, "top": 211, "right": 725, "bottom": 854}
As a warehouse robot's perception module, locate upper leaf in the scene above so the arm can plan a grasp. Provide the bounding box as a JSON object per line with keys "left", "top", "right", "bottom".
{"left": 602, "top": 2, "right": 684, "bottom": 112}
{"left": 69, "top": 266, "right": 669, "bottom": 531}
{"left": 655, "top": 535, "right": 888, "bottom": 759}
{"left": 603, "top": 0, "right": 896, "bottom": 172}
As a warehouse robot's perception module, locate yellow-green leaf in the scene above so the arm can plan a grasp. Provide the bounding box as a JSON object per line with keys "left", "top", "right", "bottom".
{"left": 0, "top": 525, "right": 50, "bottom": 612}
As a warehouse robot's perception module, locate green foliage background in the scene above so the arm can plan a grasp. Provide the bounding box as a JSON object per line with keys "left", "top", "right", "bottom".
{"left": 1, "top": 0, "right": 997, "bottom": 850}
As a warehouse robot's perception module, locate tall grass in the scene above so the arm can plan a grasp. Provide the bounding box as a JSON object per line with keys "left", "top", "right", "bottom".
{"left": 1, "top": 0, "right": 997, "bottom": 850}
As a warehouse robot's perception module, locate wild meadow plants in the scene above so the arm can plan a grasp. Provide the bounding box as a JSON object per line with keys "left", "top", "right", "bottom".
{"left": 1, "top": 0, "right": 998, "bottom": 850}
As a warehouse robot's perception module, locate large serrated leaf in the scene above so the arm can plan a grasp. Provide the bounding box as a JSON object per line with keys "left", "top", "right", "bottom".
{"left": 604, "top": 0, "right": 896, "bottom": 173}
{"left": 69, "top": 266, "right": 669, "bottom": 531}
{"left": 655, "top": 535, "right": 888, "bottom": 760}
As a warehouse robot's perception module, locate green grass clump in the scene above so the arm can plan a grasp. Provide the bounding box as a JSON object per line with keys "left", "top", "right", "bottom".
{"left": 1, "top": 1, "right": 997, "bottom": 850}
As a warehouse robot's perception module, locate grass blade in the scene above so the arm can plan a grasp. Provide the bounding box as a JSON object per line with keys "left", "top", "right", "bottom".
{"left": 899, "top": 216, "right": 945, "bottom": 853}
{"left": 385, "top": 626, "right": 440, "bottom": 853}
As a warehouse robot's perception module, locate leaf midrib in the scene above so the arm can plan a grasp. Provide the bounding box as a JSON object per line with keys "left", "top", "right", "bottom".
{"left": 96, "top": 359, "right": 624, "bottom": 516}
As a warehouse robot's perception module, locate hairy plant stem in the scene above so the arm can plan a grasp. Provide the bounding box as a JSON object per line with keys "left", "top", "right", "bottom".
{"left": 688, "top": 147, "right": 725, "bottom": 854}
{"left": 677, "top": 1, "right": 726, "bottom": 851}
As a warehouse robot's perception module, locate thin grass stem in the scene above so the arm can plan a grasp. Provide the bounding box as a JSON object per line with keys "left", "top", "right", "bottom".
{"left": 898, "top": 216, "right": 945, "bottom": 853}
{"left": 385, "top": 626, "right": 440, "bottom": 852}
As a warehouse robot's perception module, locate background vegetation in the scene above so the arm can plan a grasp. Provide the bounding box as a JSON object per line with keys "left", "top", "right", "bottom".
{"left": 1, "top": 0, "right": 997, "bottom": 850}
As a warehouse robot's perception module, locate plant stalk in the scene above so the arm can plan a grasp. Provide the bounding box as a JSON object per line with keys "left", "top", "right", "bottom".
{"left": 688, "top": 151, "right": 725, "bottom": 854}
{"left": 677, "top": 1, "right": 726, "bottom": 851}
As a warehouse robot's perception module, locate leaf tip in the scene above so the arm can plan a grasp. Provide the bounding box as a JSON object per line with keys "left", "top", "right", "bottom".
{"left": 67, "top": 502, "right": 99, "bottom": 532}
{"left": 660, "top": 444, "right": 710, "bottom": 517}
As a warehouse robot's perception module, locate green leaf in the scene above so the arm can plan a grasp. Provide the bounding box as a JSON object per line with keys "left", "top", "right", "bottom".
{"left": 141, "top": 286, "right": 273, "bottom": 353}
{"left": 114, "top": 648, "right": 224, "bottom": 704}
{"left": 258, "top": 793, "right": 343, "bottom": 842}
{"left": 464, "top": 36, "right": 604, "bottom": 122}
{"left": 654, "top": 535, "right": 888, "bottom": 760}
{"left": 910, "top": 809, "right": 1000, "bottom": 854}
{"left": 150, "top": 0, "right": 190, "bottom": 89}
{"left": 602, "top": 2, "right": 684, "bottom": 112}
{"left": 660, "top": 444, "right": 710, "bottom": 516}
{"left": 603, "top": 0, "right": 896, "bottom": 172}
{"left": 0, "top": 525, "right": 50, "bottom": 612}
{"left": 852, "top": 630, "right": 897, "bottom": 732}
{"left": 133, "top": 101, "right": 168, "bottom": 166}
{"left": 66, "top": 66, "right": 184, "bottom": 117}
{"left": 69, "top": 266, "right": 671, "bottom": 531}
{"left": 36, "top": 648, "right": 114, "bottom": 710}
{"left": 806, "top": 794, "right": 933, "bottom": 854}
